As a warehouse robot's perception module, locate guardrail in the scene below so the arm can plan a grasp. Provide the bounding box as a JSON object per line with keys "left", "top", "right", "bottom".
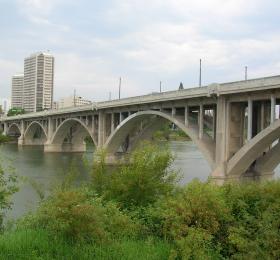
{"left": 2, "top": 75, "right": 280, "bottom": 122}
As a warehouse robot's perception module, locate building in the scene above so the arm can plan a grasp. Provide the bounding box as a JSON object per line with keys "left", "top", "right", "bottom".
{"left": 23, "top": 52, "right": 54, "bottom": 112}
{"left": 58, "top": 96, "right": 92, "bottom": 109}
{"left": 11, "top": 74, "right": 24, "bottom": 109}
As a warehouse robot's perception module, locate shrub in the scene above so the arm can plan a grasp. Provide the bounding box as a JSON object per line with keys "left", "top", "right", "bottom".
{"left": 0, "top": 161, "right": 18, "bottom": 230}
{"left": 22, "top": 188, "right": 141, "bottom": 243}
{"left": 0, "top": 134, "right": 10, "bottom": 144}
{"left": 104, "top": 142, "right": 179, "bottom": 209}
{"left": 162, "top": 180, "right": 230, "bottom": 241}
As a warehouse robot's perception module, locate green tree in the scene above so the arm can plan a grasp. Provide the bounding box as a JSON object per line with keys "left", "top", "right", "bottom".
{"left": 103, "top": 143, "right": 179, "bottom": 209}
{"left": 7, "top": 108, "right": 25, "bottom": 117}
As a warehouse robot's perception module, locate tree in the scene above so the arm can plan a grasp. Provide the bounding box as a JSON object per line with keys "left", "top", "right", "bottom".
{"left": 7, "top": 108, "right": 25, "bottom": 117}
{"left": 179, "top": 82, "right": 184, "bottom": 90}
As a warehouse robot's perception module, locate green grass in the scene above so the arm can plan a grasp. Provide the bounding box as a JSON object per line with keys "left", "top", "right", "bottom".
{"left": 0, "top": 228, "right": 171, "bottom": 260}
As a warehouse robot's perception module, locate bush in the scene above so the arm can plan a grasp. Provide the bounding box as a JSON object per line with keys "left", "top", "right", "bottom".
{"left": 98, "top": 143, "right": 179, "bottom": 209}
{"left": 0, "top": 162, "right": 18, "bottom": 230}
{"left": 0, "top": 134, "right": 10, "bottom": 144}
{"left": 22, "top": 188, "right": 141, "bottom": 243}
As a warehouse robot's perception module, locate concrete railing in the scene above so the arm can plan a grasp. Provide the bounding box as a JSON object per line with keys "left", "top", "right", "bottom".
{"left": 2, "top": 75, "right": 280, "bottom": 122}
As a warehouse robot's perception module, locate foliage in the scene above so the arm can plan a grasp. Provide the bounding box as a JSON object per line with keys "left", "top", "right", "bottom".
{"left": 153, "top": 123, "right": 190, "bottom": 141}
{"left": 21, "top": 188, "right": 141, "bottom": 243}
{"left": 0, "top": 134, "right": 10, "bottom": 144}
{"left": 7, "top": 108, "right": 25, "bottom": 117}
{"left": 92, "top": 143, "right": 179, "bottom": 209}
{"left": 1, "top": 142, "right": 280, "bottom": 258}
{"left": 0, "top": 161, "right": 18, "bottom": 230}
{"left": 0, "top": 228, "right": 171, "bottom": 260}
{"left": 91, "top": 148, "right": 111, "bottom": 196}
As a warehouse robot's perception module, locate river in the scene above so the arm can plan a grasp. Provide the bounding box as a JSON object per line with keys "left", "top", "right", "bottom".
{"left": 0, "top": 142, "right": 279, "bottom": 220}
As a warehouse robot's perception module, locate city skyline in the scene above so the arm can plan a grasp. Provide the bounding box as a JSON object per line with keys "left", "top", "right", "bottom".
{"left": 1, "top": 1, "right": 280, "bottom": 102}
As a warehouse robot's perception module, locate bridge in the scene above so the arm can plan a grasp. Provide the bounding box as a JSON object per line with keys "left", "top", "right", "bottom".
{"left": 1, "top": 75, "right": 280, "bottom": 183}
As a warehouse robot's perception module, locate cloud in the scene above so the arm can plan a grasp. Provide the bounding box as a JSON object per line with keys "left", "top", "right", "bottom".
{"left": 1, "top": 0, "right": 280, "bottom": 101}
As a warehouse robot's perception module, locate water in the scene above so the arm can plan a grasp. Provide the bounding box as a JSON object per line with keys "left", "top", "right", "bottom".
{"left": 0, "top": 142, "right": 279, "bottom": 220}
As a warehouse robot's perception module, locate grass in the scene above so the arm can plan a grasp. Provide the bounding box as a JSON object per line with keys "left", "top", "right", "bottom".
{"left": 0, "top": 228, "right": 172, "bottom": 260}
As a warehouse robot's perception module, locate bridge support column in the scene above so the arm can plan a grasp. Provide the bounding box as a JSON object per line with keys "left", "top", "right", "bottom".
{"left": 98, "top": 111, "right": 106, "bottom": 148}
{"left": 211, "top": 97, "right": 228, "bottom": 184}
{"left": 111, "top": 113, "right": 115, "bottom": 133}
{"left": 199, "top": 104, "right": 204, "bottom": 139}
{"left": 184, "top": 106, "right": 189, "bottom": 126}
{"left": 247, "top": 97, "right": 253, "bottom": 140}
{"left": 271, "top": 94, "right": 276, "bottom": 124}
{"left": 18, "top": 120, "right": 25, "bottom": 146}
{"left": 3, "top": 122, "right": 7, "bottom": 135}
{"left": 260, "top": 101, "right": 265, "bottom": 130}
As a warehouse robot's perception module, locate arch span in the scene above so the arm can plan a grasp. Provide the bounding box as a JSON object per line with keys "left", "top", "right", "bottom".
{"left": 50, "top": 118, "right": 97, "bottom": 148}
{"left": 7, "top": 123, "right": 21, "bottom": 136}
{"left": 104, "top": 110, "right": 215, "bottom": 168}
{"left": 24, "top": 121, "right": 47, "bottom": 145}
{"left": 227, "top": 119, "right": 280, "bottom": 177}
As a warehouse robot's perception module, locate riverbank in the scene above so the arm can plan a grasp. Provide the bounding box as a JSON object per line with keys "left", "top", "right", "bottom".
{"left": 1, "top": 143, "right": 280, "bottom": 259}
{"left": 1, "top": 180, "right": 280, "bottom": 259}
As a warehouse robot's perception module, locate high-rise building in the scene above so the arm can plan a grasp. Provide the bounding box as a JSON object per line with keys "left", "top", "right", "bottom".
{"left": 11, "top": 74, "right": 24, "bottom": 109}
{"left": 23, "top": 52, "right": 54, "bottom": 112}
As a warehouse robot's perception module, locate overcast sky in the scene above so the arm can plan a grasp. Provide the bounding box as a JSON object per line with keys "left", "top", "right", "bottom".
{"left": 0, "top": 0, "right": 280, "bottom": 101}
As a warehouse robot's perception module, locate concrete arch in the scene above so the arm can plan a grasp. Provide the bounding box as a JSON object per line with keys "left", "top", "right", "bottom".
{"left": 227, "top": 119, "right": 280, "bottom": 177}
{"left": 50, "top": 118, "right": 97, "bottom": 147}
{"left": 24, "top": 121, "right": 47, "bottom": 145}
{"left": 7, "top": 123, "right": 21, "bottom": 136}
{"left": 104, "top": 110, "right": 215, "bottom": 168}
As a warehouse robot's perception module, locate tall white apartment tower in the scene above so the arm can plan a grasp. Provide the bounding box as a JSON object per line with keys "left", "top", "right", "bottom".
{"left": 23, "top": 52, "right": 54, "bottom": 112}
{"left": 11, "top": 74, "right": 24, "bottom": 109}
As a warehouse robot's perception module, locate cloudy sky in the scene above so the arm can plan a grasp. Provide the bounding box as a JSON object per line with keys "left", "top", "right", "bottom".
{"left": 0, "top": 0, "right": 280, "bottom": 101}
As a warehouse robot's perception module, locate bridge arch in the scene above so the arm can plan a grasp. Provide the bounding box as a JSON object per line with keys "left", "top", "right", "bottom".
{"left": 7, "top": 123, "right": 21, "bottom": 137}
{"left": 104, "top": 110, "right": 215, "bottom": 168}
{"left": 227, "top": 119, "right": 280, "bottom": 177}
{"left": 50, "top": 118, "right": 97, "bottom": 148}
{"left": 24, "top": 121, "right": 47, "bottom": 145}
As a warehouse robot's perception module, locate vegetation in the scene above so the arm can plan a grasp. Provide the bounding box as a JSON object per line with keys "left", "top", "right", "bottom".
{"left": 0, "top": 134, "right": 10, "bottom": 144}
{"left": 7, "top": 108, "right": 25, "bottom": 117}
{"left": 0, "top": 161, "right": 18, "bottom": 231}
{"left": 153, "top": 123, "right": 190, "bottom": 141}
{"left": 0, "top": 143, "right": 280, "bottom": 259}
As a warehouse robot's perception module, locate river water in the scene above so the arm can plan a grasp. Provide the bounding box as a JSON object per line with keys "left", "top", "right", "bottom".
{"left": 0, "top": 142, "right": 279, "bottom": 220}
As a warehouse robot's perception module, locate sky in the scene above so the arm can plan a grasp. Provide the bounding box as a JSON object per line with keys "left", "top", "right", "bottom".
{"left": 0, "top": 0, "right": 280, "bottom": 102}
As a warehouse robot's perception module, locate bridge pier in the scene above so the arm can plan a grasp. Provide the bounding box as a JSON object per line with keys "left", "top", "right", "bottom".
{"left": 44, "top": 143, "right": 86, "bottom": 152}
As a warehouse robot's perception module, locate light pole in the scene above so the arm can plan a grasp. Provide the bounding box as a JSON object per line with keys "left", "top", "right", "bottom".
{"left": 245, "top": 66, "right": 248, "bottom": 80}
{"left": 119, "top": 77, "right": 121, "bottom": 99}
{"left": 199, "top": 59, "right": 202, "bottom": 87}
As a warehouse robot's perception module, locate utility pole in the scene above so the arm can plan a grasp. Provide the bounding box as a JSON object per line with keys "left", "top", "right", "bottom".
{"left": 245, "top": 66, "right": 248, "bottom": 80}
{"left": 109, "top": 91, "right": 111, "bottom": 101}
{"left": 199, "top": 59, "right": 202, "bottom": 87}
{"left": 74, "top": 89, "right": 76, "bottom": 107}
{"left": 119, "top": 77, "right": 122, "bottom": 99}
{"left": 160, "top": 81, "right": 162, "bottom": 93}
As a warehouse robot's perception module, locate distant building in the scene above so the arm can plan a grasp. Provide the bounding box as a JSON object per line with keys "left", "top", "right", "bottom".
{"left": 11, "top": 74, "right": 24, "bottom": 109}
{"left": 58, "top": 96, "right": 92, "bottom": 109}
{"left": 23, "top": 52, "right": 54, "bottom": 112}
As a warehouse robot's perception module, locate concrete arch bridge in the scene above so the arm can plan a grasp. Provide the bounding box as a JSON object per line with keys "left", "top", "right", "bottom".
{"left": 2, "top": 75, "right": 280, "bottom": 183}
